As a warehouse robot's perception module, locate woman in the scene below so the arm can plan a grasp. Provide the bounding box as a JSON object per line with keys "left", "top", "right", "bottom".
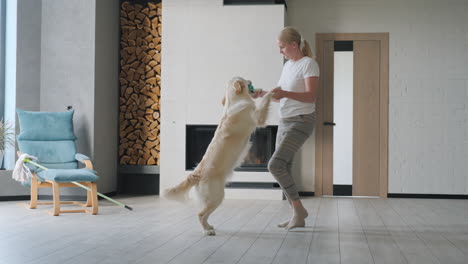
{"left": 256, "top": 27, "right": 319, "bottom": 230}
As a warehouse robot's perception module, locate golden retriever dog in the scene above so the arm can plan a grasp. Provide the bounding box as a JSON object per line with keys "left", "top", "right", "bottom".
{"left": 163, "top": 76, "right": 274, "bottom": 235}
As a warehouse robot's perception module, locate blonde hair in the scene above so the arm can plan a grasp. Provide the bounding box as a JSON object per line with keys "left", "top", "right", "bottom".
{"left": 278, "top": 27, "right": 315, "bottom": 58}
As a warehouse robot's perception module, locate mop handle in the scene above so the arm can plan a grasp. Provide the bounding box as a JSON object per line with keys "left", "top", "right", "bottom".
{"left": 24, "top": 158, "right": 133, "bottom": 211}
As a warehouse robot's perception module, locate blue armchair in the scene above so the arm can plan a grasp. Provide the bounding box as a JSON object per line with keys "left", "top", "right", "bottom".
{"left": 16, "top": 109, "right": 99, "bottom": 215}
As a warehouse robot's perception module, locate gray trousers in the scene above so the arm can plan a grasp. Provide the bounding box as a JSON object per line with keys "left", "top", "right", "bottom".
{"left": 268, "top": 112, "right": 315, "bottom": 200}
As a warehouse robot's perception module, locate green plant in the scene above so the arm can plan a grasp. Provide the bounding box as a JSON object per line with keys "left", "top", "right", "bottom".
{"left": 0, "top": 119, "right": 14, "bottom": 151}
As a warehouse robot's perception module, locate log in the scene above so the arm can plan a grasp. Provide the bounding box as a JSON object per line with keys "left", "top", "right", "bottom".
{"left": 155, "top": 64, "right": 161, "bottom": 74}
{"left": 146, "top": 77, "right": 157, "bottom": 86}
{"left": 134, "top": 4, "right": 143, "bottom": 13}
{"left": 147, "top": 157, "right": 155, "bottom": 165}
{"left": 120, "top": 155, "right": 130, "bottom": 164}
{"left": 134, "top": 142, "right": 143, "bottom": 150}
{"left": 136, "top": 13, "right": 145, "bottom": 21}
{"left": 143, "top": 17, "right": 151, "bottom": 27}
{"left": 149, "top": 120, "right": 159, "bottom": 130}
{"left": 122, "top": 2, "right": 134, "bottom": 11}
{"left": 148, "top": 2, "right": 157, "bottom": 10}
{"left": 146, "top": 70, "right": 155, "bottom": 78}
{"left": 145, "top": 140, "right": 158, "bottom": 149}
{"left": 150, "top": 148, "right": 158, "bottom": 157}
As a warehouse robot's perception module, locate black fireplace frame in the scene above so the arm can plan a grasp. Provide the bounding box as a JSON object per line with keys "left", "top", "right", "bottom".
{"left": 186, "top": 125, "right": 278, "bottom": 172}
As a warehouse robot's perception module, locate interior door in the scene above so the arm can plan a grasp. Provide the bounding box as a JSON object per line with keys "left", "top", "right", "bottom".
{"left": 315, "top": 33, "right": 388, "bottom": 198}
{"left": 353, "top": 40, "right": 381, "bottom": 196}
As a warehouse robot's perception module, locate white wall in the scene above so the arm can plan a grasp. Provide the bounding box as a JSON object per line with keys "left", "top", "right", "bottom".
{"left": 288, "top": 0, "right": 468, "bottom": 194}
{"left": 161, "top": 0, "right": 285, "bottom": 198}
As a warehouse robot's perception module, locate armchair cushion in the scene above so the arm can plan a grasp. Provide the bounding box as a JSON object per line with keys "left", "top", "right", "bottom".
{"left": 17, "top": 109, "right": 76, "bottom": 141}
{"left": 17, "top": 140, "right": 77, "bottom": 165}
{"left": 37, "top": 168, "right": 98, "bottom": 183}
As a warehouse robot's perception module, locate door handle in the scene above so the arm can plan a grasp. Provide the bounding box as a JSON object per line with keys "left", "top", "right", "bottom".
{"left": 323, "top": 122, "right": 336, "bottom": 126}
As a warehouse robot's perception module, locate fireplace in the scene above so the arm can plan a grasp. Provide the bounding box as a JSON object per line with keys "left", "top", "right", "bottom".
{"left": 186, "top": 125, "right": 278, "bottom": 172}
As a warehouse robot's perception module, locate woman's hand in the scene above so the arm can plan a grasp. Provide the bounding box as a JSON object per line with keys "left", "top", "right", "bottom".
{"left": 272, "top": 87, "right": 286, "bottom": 100}
{"left": 271, "top": 77, "right": 319, "bottom": 103}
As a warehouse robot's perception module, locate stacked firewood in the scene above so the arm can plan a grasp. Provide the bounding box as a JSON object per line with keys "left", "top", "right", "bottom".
{"left": 119, "top": 1, "right": 161, "bottom": 165}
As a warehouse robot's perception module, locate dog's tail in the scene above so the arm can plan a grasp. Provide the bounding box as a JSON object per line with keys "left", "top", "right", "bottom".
{"left": 162, "top": 173, "right": 201, "bottom": 202}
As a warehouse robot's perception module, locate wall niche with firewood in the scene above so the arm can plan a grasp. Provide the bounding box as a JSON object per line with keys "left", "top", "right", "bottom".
{"left": 119, "top": 0, "right": 161, "bottom": 166}
{"left": 118, "top": 0, "right": 161, "bottom": 194}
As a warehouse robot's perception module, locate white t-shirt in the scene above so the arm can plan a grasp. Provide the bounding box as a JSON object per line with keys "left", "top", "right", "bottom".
{"left": 277, "top": 56, "right": 320, "bottom": 118}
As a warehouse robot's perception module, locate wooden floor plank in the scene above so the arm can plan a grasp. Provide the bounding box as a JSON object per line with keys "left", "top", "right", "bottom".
{"left": 202, "top": 201, "right": 283, "bottom": 264}
{"left": 307, "top": 198, "right": 340, "bottom": 264}
{"left": 134, "top": 200, "right": 249, "bottom": 264}
{"left": 393, "top": 199, "right": 468, "bottom": 264}
{"left": 370, "top": 198, "right": 442, "bottom": 264}
{"left": 353, "top": 198, "right": 407, "bottom": 264}
{"left": 336, "top": 198, "right": 374, "bottom": 264}
{"left": 271, "top": 198, "right": 320, "bottom": 264}
{"left": 236, "top": 200, "right": 291, "bottom": 264}
{"left": 166, "top": 200, "right": 270, "bottom": 264}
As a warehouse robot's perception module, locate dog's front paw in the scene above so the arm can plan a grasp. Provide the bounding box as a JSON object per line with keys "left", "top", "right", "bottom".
{"left": 264, "top": 90, "right": 275, "bottom": 99}
{"left": 204, "top": 229, "right": 216, "bottom": 236}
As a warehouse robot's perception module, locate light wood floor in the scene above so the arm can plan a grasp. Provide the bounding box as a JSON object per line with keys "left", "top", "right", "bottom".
{"left": 1, "top": 196, "right": 468, "bottom": 264}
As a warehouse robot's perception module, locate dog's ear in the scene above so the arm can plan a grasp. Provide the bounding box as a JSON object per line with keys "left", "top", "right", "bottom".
{"left": 221, "top": 96, "right": 225, "bottom": 106}
{"left": 234, "top": 80, "right": 244, "bottom": 94}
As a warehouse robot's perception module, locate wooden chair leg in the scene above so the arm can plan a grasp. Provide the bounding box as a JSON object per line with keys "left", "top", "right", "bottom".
{"left": 90, "top": 182, "right": 98, "bottom": 215}
{"left": 29, "top": 177, "right": 38, "bottom": 209}
{"left": 85, "top": 184, "right": 92, "bottom": 207}
{"left": 52, "top": 182, "right": 60, "bottom": 216}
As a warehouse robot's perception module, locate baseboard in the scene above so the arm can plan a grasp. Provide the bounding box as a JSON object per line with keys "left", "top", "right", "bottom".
{"left": 223, "top": 0, "right": 287, "bottom": 7}
{"left": 279, "top": 192, "right": 315, "bottom": 200}
{"left": 0, "top": 195, "right": 31, "bottom": 201}
{"left": 0, "top": 192, "right": 117, "bottom": 202}
{"left": 388, "top": 193, "right": 468, "bottom": 199}
{"left": 225, "top": 182, "right": 281, "bottom": 189}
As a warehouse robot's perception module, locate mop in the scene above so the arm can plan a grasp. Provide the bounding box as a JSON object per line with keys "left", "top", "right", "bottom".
{"left": 17, "top": 157, "right": 133, "bottom": 211}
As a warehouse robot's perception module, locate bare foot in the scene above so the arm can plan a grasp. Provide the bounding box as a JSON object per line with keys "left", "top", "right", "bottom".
{"left": 285, "top": 206, "right": 308, "bottom": 230}
{"left": 277, "top": 220, "right": 289, "bottom": 228}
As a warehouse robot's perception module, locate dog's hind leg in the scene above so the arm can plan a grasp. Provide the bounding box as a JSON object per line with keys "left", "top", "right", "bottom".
{"left": 196, "top": 178, "right": 225, "bottom": 236}
{"left": 199, "top": 205, "right": 215, "bottom": 230}
{"left": 198, "top": 202, "right": 220, "bottom": 236}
